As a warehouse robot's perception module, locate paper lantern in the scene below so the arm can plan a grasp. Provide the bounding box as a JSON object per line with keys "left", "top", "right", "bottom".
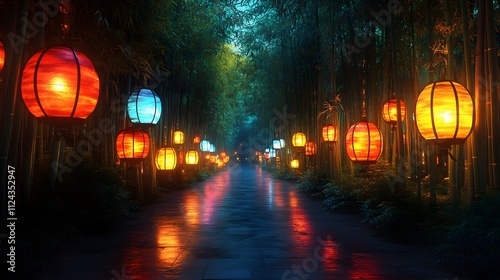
{"left": 345, "top": 121, "right": 383, "bottom": 164}
{"left": 292, "top": 132, "right": 306, "bottom": 147}
{"left": 156, "top": 147, "right": 177, "bottom": 170}
{"left": 209, "top": 155, "right": 217, "bottom": 163}
{"left": 185, "top": 150, "right": 199, "bottom": 165}
{"left": 382, "top": 97, "right": 406, "bottom": 125}
{"left": 0, "top": 41, "right": 4, "bottom": 75}
{"left": 193, "top": 135, "right": 201, "bottom": 144}
{"left": 269, "top": 149, "right": 276, "bottom": 158}
{"left": 200, "top": 140, "right": 211, "bottom": 152}
{"left": 21, "top": 46, "right": 99, "bottom": 125}
{"left": 220, "top": 151, "right": 226, "bottom": 158}
{"left": 305, "top": 142, "right": 317, "bottom": 156}
{"left": 116, "top": 128, "right": 150, "bottom": 163}
{"left": 173, "top": 130, "right": 185, "bottom": 145}
{"left": 209, "top": 144, "right": 216, "bottom": 153}
{"left": 415, "top": 80, "right": 474, "bottom": 146}
{"left": 127, "top": 88, "right": 162, "bottom": 125}
{"left": 290, "top": 159, "right": 300, "bottom": 169}
{"left": 273, "top": 139, "right": 282, "bottom": 149}
{"left": 322, "top": 124, "right": 338, "bottom": 143}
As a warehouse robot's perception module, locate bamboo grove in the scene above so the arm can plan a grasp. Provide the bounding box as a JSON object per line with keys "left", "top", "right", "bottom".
{"left": 235, "top": 0, "right": 499, "bottom": 205}
{"left": 0, "top": 0, "right": 499, "bottom": 209}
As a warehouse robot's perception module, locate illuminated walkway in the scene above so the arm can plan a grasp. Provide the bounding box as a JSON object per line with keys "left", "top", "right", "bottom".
{"left": 32, "top": 163, "right": 462, "bottom": 280}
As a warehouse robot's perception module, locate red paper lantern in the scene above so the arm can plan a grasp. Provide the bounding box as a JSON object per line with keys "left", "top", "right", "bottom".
{"left": 305, "top": 142, "right": 317, "bottom": 156}
{"left": 382, "top": 97, "right": 406, "bottom": 125}
{"left": 116, "top": 128, "right": 150, "bottom": 163}
{"left": 0, "top": 41, "right": 5, "bottom": 75}
{"left": 21, "top": 46, "right": 100, "bottom": 125}
{"left": 322, "top": 124, "right": 338, "bottom": 143}
{"left": 345, "top": 121, "right": 383, "bottom": 164}
{"left": 193, "top": 135, "right": 201, "bottom": 144}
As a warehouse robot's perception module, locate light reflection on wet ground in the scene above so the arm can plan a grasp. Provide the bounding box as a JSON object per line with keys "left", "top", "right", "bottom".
{"left": 34, "top": 163, "right": 462, "bottom": 280}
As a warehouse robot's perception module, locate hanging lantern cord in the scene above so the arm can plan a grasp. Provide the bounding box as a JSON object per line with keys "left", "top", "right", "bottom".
{"left": 361, "top": 59, "right": 367, "bottom": 119}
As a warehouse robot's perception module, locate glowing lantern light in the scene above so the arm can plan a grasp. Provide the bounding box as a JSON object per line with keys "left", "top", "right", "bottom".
{"left": 173, "top": 130, "right": 185, "bottom": 145}
{"left": 0, "top": 41, "right": 4, "bottom": 75}
{"left": 382, "top": 97, "right": 406, "bottom": 125}
{"left": 223, "top": 155, "right": 230, "bottom": 163}
{"left": 217, "top": 160, "right": 224, "bottom": 168}
{"left": 290, "top": 159, "right": 300, "bottom": 169}
{"left": 127, "top": 88, "right": 161, "bottom": 125}
{"left": 220, "top": 151, "right": 226, "bottom": 158}
{"left": 322, "top": 124, "right": 338, "bottom": 143}
{"left": 265, "top": 148, "right": 270, "bottom": 153}
{"left": 345, "top": 121, "right": 383, "bottom": 164}
{"left": 292, "top": 132, "right": 306, "bottom": 147}
{"left": 209, "top": 155, "right": 217, "bottom": 163}
{"left": 273, "top": 139, "right": 282, "bottom": 149}
{"left": 415, "top": 80, "right": 474, "bottom": 146}
{"left": 156, "top": 147, "right": 177, "bottom": 170}
{"left": 185, "top": 150, "right": 199, "bottom": 165}
{"left": 116, "top": 128, "right": 150, "bottom": 163}
{"left": 305, "top": 142, "right": 317, "bottom": 156}
{"left": 193, "top": 135, "right": 201, "bottom": 144}
{"left": 209, "top": 144, "right": 216, "bottom": 153}
{"left": 205, "top": 154, "right": 211, "bottom": 160}
{"left": 269, "top": 149, "right": 276, "bottom": 158}
{"left": 21, "top": 46, "right": 100, "bottom": 125}
{"left": 200, "top": 140, "right": 211, "bottom": 152}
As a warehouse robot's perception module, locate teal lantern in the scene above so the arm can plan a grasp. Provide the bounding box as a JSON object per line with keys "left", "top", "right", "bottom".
{"left": 200, "top": 140, "right": 211, "bottom": 152}
{"left": 127, "top": 88, "right": 162, "bottom": 125}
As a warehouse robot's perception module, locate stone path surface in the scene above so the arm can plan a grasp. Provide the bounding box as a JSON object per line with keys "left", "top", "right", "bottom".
{"left": 28, "top": 163, "right": 465, "bottom": 280}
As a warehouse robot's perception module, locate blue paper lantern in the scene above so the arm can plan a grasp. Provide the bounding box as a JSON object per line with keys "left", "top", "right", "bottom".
{"left": 209, "top": 144, "right": 216, "bottom": 153}
{"left": 127, "top": 88, "right": 162, "bottom": 125}
{"left": 200, "top": 140, "right": 211, "bottom": 152}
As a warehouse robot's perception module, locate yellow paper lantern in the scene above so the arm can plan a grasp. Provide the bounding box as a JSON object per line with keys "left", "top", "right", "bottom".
{"left": 382, "top": 97, "right": 406, "bottom": 125}
{"left": 156, "top": 147, "right": 177, "bottom": 170}
{"left": 292, "top": 132, "right": 306, "bottom": 147}
{"left": 345, "top": 121, "right": 383, "bottom": 164}
{"left": 290, "top": 159, "right": 300, "bottom": 169}
{"left": 173, "top": 130, "right": 185, "bottom": 145}
{"left": 322, "top": 124, "right": 338, "bottom": 143}
{"left": 185, "top": 150, "right": 199, "bottom": 165}
{"left": 415, "top": 80, "right": 474, "bottom": 146}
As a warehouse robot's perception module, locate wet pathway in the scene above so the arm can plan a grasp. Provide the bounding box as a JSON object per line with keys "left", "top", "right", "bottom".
{"left": 32, "top": 163, "right": 462, "bottom": 280}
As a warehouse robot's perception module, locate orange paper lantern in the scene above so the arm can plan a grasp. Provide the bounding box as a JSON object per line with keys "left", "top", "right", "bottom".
{"left": 322, "top": 124, "right": 338, "bottom": 143}
{"left": 0, "top": 41, "right": 5, "bottom": 75}
{"left": 290, "top": 159, "right": 300, "bottom": 169}
{"left": 382, "top": 97, "right": 406, "bottom": 125}
{"left": 345, "top": 121, "right": 383, "bottom": 164}
{"left": 415, "top": 80, "right": 474, "bottom": 146}
{"left": 116, "top": 128, "right": 150, "bottom": 163}
{"left": 156, "top": 147, "right": 177, "bottom": 170}
{"left": 193, "top": 135, "right": 201, "bottom": 144}
{"left": 305, "top": 141, "right": 317, "bottom": 156}
{"left": 21, "top": 46, "right": 100, "bottom": 125}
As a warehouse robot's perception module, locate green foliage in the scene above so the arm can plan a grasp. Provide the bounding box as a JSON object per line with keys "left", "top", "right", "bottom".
{"left": 431, "top": 191, "right": 500, "bottom": 277}
{"left": 296, "top": 169, "right": 330, "bottom": 196}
